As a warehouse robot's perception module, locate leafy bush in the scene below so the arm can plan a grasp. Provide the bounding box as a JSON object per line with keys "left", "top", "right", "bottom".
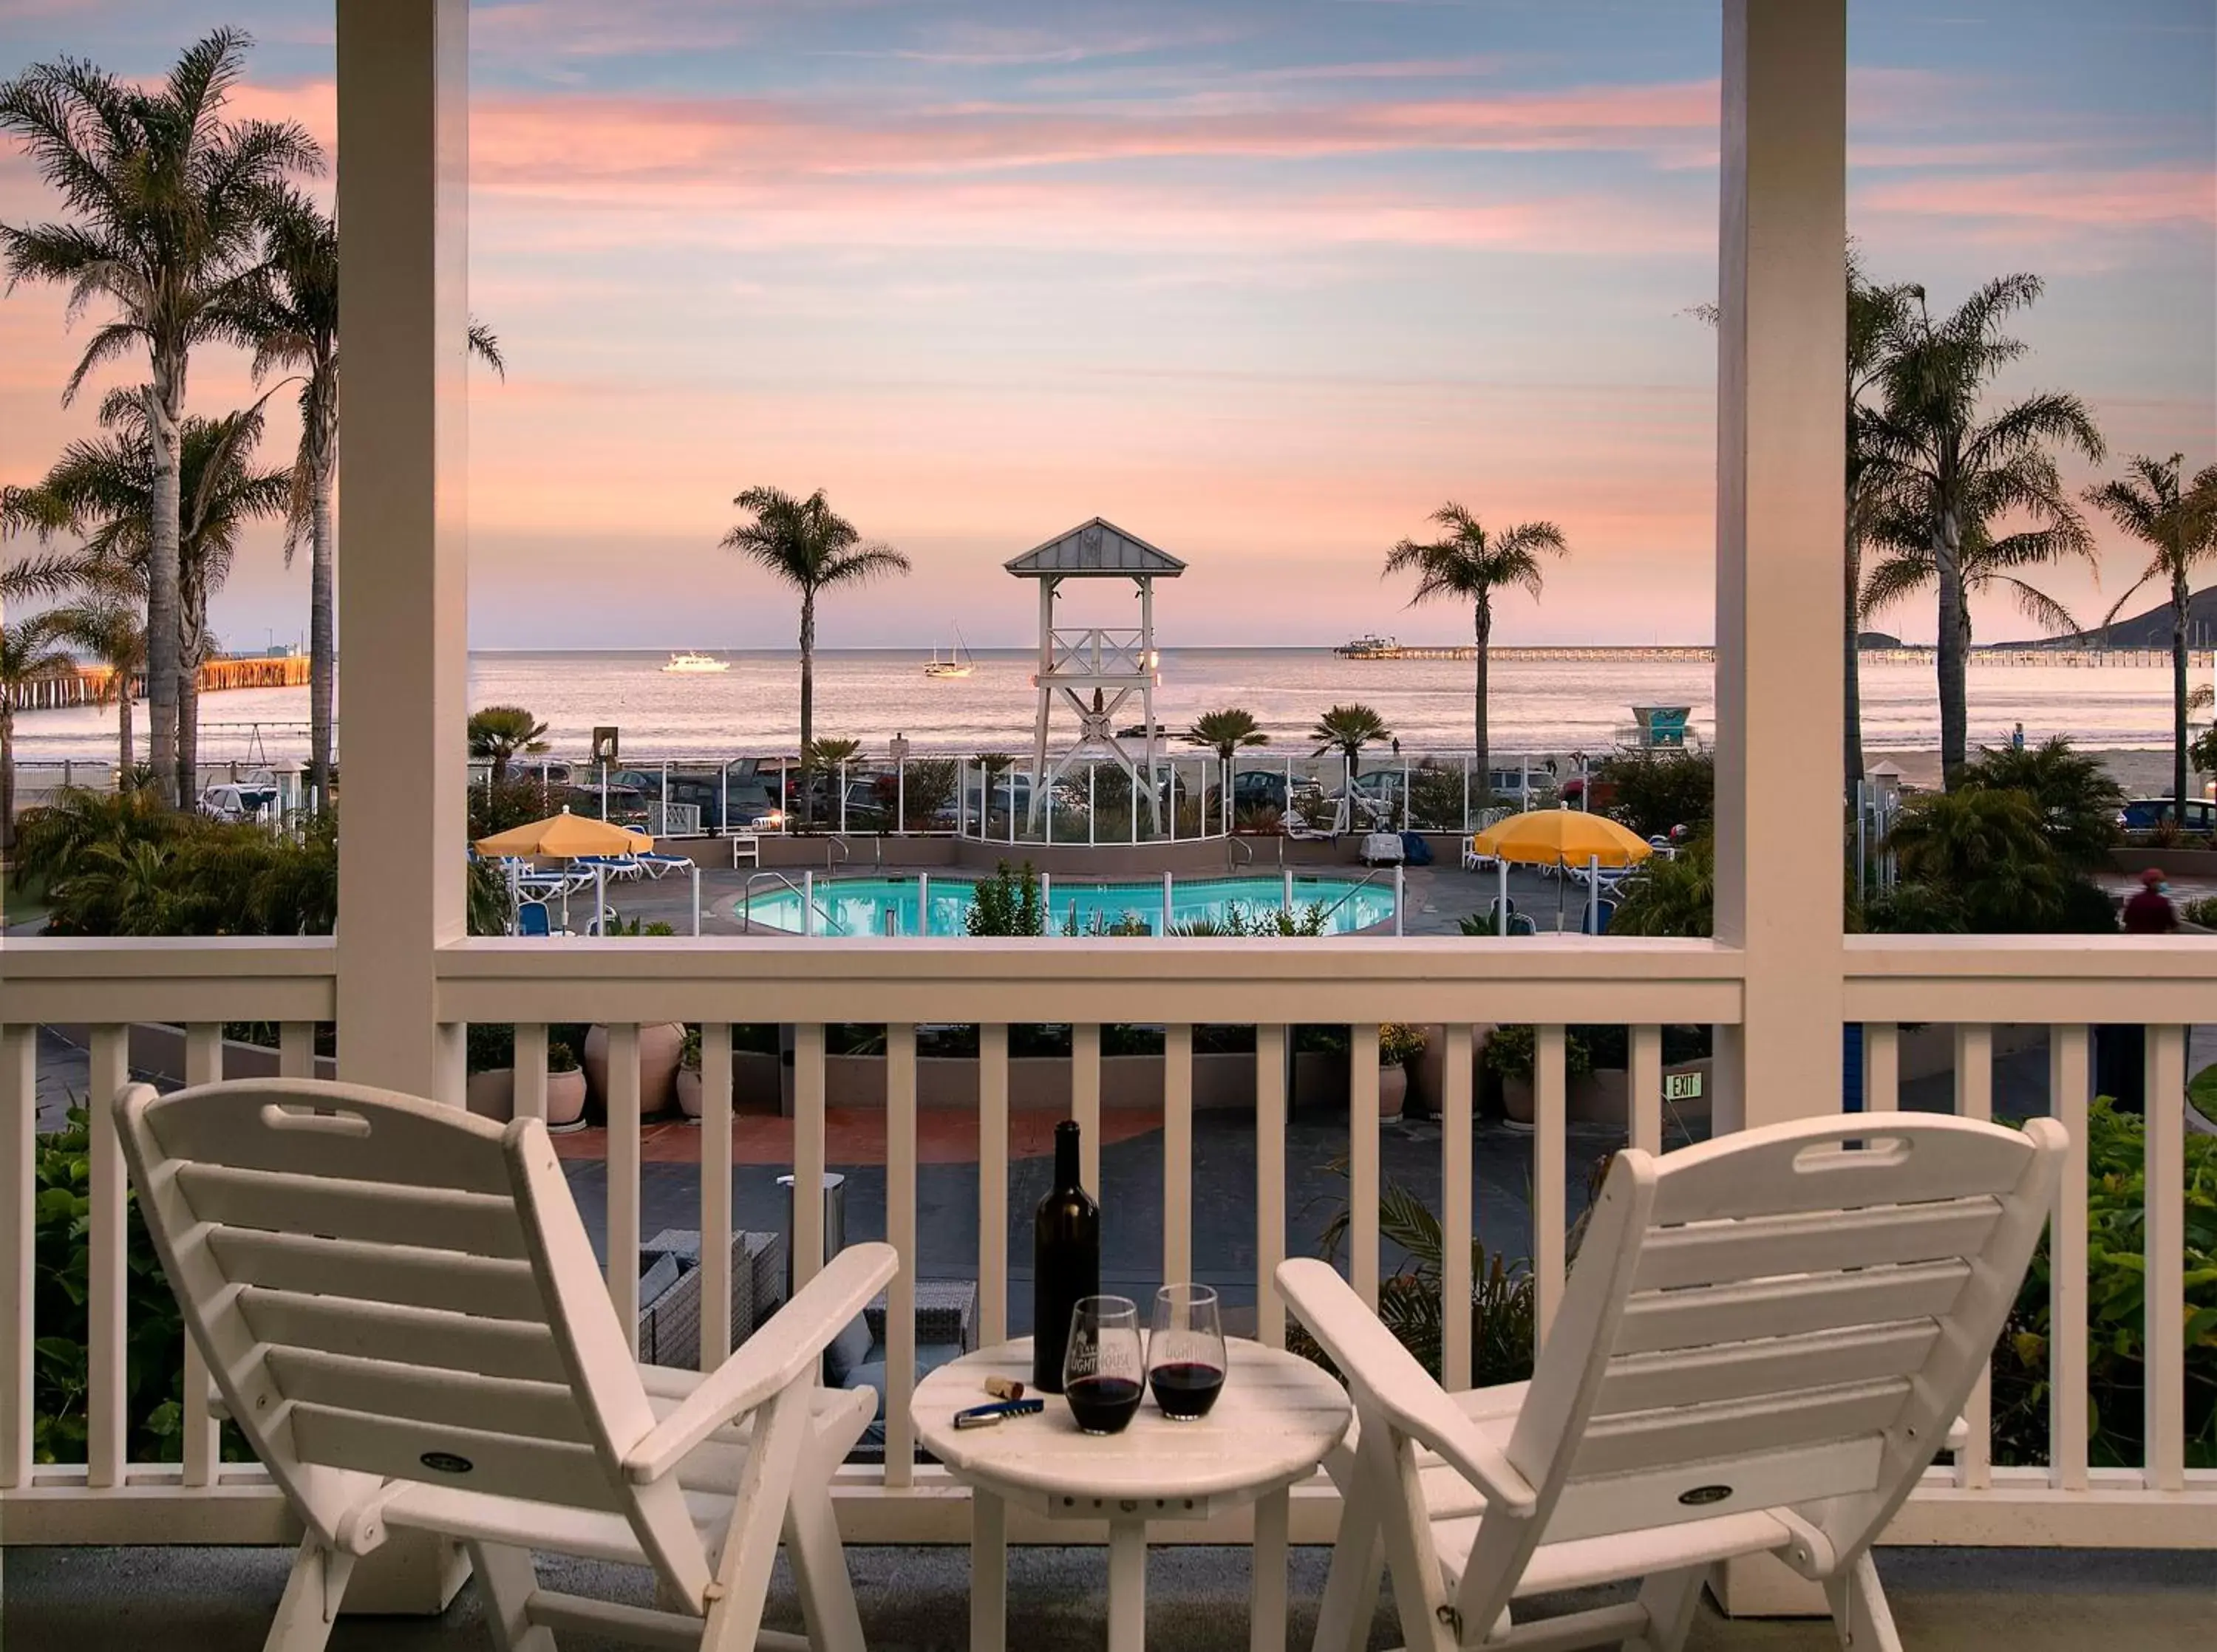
{"left": 1479, "top": 1024, "right": 1593, "bottom": 1084}
{"left": 1610, "top": 832, "right": 1715, "bottom": 938}
{"left": 967, "top": 861, "right": 1043, "bottom": 936}
{"left": 1598, "top": 748, "right": 1714, "bottom": 839}
{"left": 1955, "top": 737, "right": 2122, "bottom": 873}
{"left": 546, "top": 1039, "right": 582, "bottom": 1075}
{"left": 1990, "top": 1099, "right": 2217, "bottom": 1469}
{"left": 2182, "top": 895, "right": 2217, "bottom": 928}
{"left": 899, "top": 757, "right": 958, "bottom": 831}
{"left": 1168, "top": 901, "right": 1329, "bottom": 937}
{"left": 1378, "top": 1023, "right": 1428, "bottom": 1068}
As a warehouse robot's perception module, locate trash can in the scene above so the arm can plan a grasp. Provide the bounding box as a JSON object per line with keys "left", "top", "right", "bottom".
{"left": 777, "top": 1171, "right": 847, "bottom": 1298}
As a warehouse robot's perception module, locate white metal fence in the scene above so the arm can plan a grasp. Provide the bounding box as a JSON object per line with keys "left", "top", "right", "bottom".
{"left": 2, "top": 935, "right": 2209, "bottom": 1550}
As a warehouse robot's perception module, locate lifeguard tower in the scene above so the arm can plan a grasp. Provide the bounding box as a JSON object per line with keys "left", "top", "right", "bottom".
{"left": 1005, "top": 518, "right": 1185, "bottom": 831}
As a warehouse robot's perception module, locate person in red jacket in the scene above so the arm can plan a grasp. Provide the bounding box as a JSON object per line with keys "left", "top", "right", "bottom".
{"left": 2122, "top": 868, "right": 2178, "bottom": 934}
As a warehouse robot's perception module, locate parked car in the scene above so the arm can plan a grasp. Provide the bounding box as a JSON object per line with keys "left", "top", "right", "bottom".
{"left": 199, "top": 782, "right": 275, "bottom": 824}
{"left": 2116, "top": 797, "right": 2217, "bottom": 833}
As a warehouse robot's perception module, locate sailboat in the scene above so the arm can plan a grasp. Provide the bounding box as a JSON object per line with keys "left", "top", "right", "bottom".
{"left": 923, "top": 627, "right": 975, "bottom": 679}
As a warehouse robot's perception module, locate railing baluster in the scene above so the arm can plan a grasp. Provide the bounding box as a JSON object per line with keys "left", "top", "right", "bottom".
{"left": 1, "top": 1025, "right": 35, "bottom": 1488}
{"left": 1534, "top": 1025, "right": 1567, "bottom": 1343}
{"left": 1073, "top": 1020, "right": 1101, "bottom": 1196}
{"left": 1864, "top": 1021, "right": 1900, "bottom": 1110}
{"left": 607, "top": 1023, "right": 642, "bottom": 1355}
{"left": 978, "top": 1023, "right": 1009, "bottom": 1346}
{"left": 1953, "top": 1023, "right": 1994, "bottom": 1490}
{"left": 88, "top": 1025, "right": 130, "bottom": 1486}
{"left": 794, "top": 1023, "right": 828, "bottom": 1293}
{"left": 1162, "top": 1024, "right": 1193, "bottom": 1290}
{"left": 699, "top": 1024, "right": 734, "bottom": 1366}
{"left": 1256, "top": 1024, "right": 1287, "bottom": 1349}
{"left": 2049, "top": 1023, "right": 2091, "bottom": 1492}
{"left": 279, "top": 1021, "right": 315, "bottom": 1080}
{"left": 1351, "top": 1023, "right": 1380, "bottom": 1311}
{"left": 1628, "top": 1023, "right": 1662, "bottom": 1156}
{"left": 513, "top": 1023, "right": 548, "bottom": 1122}
{"left": 1442, "top": 1024, "right": 1474, "bottom": 1392}
{"left": 885, "top": 1023, "right": 919, "bottom": 1487}
{"left": 2145, "top": 1023, "right": 2187, "bottom": 1492}
{"left": 182, "top": 1025, "right": 225, "bottom": 1487}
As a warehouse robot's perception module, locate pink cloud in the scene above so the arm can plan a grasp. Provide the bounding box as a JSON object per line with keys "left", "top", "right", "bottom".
{"left": 1858, "top": 167, "right": 2217, "bottom": 229}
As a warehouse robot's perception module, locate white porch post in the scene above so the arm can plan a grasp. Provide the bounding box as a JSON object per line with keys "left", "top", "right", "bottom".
{"left": 336, "top": 0, "right": 469, "bottom": 1101}
{"left": 1712, "top": 0, "right": 1846, "bottom": 1135}
{"left": 1709, "top": 0, "right": 1847, "bottom": 1617}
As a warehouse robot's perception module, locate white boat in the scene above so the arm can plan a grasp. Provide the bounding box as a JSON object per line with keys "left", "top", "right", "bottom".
{"left": 661, "top": 651, "right": 730, "bottom": 675}
{"left": 924, "top": 628, "right": 975, "bottom": 679}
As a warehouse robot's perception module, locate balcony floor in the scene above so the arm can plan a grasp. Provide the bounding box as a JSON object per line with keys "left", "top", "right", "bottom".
{"left": 4, "top": 1543, "right": 2208, "bottom": 1649}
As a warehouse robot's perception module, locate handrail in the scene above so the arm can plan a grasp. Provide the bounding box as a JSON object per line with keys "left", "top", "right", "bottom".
{"left": 1310, "top": 866, "right": 1386, "bottom": 926}
{"left": 1226, "top": 836, "right": 1254, "bottom": 870}
{"left": 741, "top": 870, "right": 848, "bottom": 936}
{"left": 826, "top": 835, "right": 851, "bottom": 870}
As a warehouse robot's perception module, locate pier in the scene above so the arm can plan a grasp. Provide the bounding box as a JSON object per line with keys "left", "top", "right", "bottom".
{"left": 1334, "top": 644, "right": 2213, "bottom": 668}
{"left": 13, "top": 652, "right": 313, "bottom": 712}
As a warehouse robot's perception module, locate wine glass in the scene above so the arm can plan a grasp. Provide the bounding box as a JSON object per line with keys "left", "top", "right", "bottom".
{"left": 1061, "top": 1295, "right": 1145, "bottom": 1435}
{"left": 1147, "top": 1283, "right": 1227, "bottom": 1420}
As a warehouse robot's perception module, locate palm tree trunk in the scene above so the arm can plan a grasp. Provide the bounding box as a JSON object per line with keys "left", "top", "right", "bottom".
{"left": 2173, "top": 576, "right": 2190, "bottom": 813}
{"left": 117, "top": 685, "right": 134, "bottom": 782}
{"left": 144, "top": 380, "right": 183, "bottom": 806}
{"left": 307, "top": 446, "right": 336, "bottom": 811}
{"left": 1, "top": 706, "right": 14, "bottom": 858}
{"left": 797, "top": 593, "right": 817, "bottom": 829}
{"left": 177, "top": 664, "right": 200, "bottom": 805}
{"left": 1934, "top": 512, "right": 1969, "bottom": 787}
{"left": 1844, "top": 527, "right": 1864, "bottom": 789}
{"left": 1474, "top": 597, "right": 1493, "bottom": 812}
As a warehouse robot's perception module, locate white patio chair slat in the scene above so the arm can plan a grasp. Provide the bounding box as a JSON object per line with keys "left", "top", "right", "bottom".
{"left": 1631, "top": 1195, "right": 2002, "bottom": 1290}
{"left": 209, "top": 1228, "right": 546, "bottom": 1320}
{"left": 177, "top": 1161, "right": 529, "bottom": 1257}
{"left": 116, "top": 1076, "right": 896, "bottom": 1652}
{"left": 1281, "top": 1112, "right": 2066, "bottom": 1652}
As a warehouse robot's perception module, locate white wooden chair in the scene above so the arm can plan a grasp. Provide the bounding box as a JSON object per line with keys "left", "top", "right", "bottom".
{"left": 1280, "top": 1112, "right": 2065, "bottom": 1652}
{"left": 115, "top": 1076, "right": 897, "bottom": 1652}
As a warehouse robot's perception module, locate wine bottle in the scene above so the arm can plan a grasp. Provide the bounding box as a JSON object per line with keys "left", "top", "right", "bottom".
{"left": 1032, "top": 1119, "right": 1100, "bottom": 1393}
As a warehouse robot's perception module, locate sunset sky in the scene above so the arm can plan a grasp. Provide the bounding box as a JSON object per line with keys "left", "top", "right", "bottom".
{"left": 2, "top": 1, "right": 2212, "bottom": 651}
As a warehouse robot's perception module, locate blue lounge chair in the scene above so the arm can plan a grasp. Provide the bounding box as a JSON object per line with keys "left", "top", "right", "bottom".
{"left": 516, "top": 901, "right": 552, "bottom": 938}
{"left": 636, "top": 852, "right": 695, "bottom": 880}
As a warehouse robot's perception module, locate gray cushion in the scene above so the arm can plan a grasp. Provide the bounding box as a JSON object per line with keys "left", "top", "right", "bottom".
{"left": 824, "top": 1312, "right": 873, "bottom": 1385}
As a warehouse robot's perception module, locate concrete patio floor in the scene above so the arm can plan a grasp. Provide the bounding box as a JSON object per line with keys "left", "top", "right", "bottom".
{"left": 6, "top": 1542, "right": 2209, "bottom": 1650}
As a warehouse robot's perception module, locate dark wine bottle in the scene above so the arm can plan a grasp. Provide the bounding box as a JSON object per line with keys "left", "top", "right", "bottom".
{"left": 1032, "top": 1119, "right": 1100, "bottom": 1393}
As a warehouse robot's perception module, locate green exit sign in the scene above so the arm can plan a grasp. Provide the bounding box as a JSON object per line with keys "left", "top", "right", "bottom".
{"left": 1664, "top": 1071, "right": 1704, "bottom": 1102}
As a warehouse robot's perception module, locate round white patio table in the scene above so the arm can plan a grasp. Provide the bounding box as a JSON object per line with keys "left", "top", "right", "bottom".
{"left": 912, "top": 1336, "right": 1351, "bottom": 1652}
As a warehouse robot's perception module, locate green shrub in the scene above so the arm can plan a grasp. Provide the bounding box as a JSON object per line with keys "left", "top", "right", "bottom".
{"left": 1479, "top": 1024, "right": 1593, "bottom": 1085}
{"left": 1989, "top": 1099, "right": 2217, "bottom": 1469}
{"left": 2182, "top": 895, "right": 2217, "bottom": 929}
{"left": 1379, "top": 1023, "right": 1428, "bottom": 1068}
{"left": 967, "top": 861, "right": 1043, "bottom": 936}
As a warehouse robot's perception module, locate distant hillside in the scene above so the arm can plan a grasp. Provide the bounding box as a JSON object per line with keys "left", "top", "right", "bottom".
{"left": 1990, "top": 586, "right": 2217, "bottom": 651}
{"left": 1857, "top": 630, "right": 1904, "bottom": 649}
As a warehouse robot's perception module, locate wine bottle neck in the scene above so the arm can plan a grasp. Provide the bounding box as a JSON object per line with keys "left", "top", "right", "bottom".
{"left": 1055, "top": 1130, "right": 1081, "bottom": 1188}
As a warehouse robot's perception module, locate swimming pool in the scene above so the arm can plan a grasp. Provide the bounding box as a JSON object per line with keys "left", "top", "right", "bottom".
{"left": 740, "top": 873, "right": 1395, "bottom": 937}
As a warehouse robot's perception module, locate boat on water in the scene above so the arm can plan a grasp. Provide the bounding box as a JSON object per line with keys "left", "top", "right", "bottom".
{"left": 1334, "top": 634, "right": 1400, "bottom": 659}
{"left": 924, "top": 628, "right": 975, "bottom": 679}
{"left": 661, "top": 651, "right": 731, "bottom": 674}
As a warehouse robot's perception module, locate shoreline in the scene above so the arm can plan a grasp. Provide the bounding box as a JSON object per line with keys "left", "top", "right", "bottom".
{"left": 1868, "top": 746, "right": 2187, "bottom": 796}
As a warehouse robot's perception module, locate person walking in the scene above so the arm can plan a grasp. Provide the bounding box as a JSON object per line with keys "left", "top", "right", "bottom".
{"left": 2122, "top": 867, "right": 2179, "bottom": 934}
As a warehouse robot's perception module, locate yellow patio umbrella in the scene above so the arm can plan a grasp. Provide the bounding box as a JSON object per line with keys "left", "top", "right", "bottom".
{"left": 1469, "top": 808, "right": 1652, "bottom": 935}
{"left": 474, "top": 806, "right": 653, "bottom": 859}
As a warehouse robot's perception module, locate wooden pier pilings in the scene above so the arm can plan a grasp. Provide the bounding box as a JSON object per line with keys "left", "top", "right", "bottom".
{"left": 16, "top": 652, "right": 313, "bottom": 712}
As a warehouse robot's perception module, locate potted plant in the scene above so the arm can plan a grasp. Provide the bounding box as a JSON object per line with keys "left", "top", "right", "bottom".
{"left": 544, "top": 1039, "right": 588, "bottom": 1130}
{"left": 675, "top": 1024, "right": 704, "bottom": 1119}
{"left": 1481, "top": 1025, "right": 1591, "bottom": 1130}
{"left": 464, "top": 1023, "right": 587, "bottom": 1130}
{"left": 1377, "top": 1023, "right": 1427, "bottom": 1121}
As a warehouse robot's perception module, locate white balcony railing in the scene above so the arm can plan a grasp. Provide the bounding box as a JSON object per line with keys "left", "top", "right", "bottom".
{"left": 3, "top": 934, "right": 2210, "bottom": 1551}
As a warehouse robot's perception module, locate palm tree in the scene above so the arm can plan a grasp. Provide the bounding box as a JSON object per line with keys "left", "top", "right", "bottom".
{"left": 2085, "top": 454, "right": 2217, "bottom": 816}
{"left": 1859, "top": 274, "right": 2105, "bottom": 785}
{"left": 246, "top": 186, "right": 507, "bottom": 811}
{"left": 1955, "top": 734, "right": 2123, "bottom": 876}
{"left": 1, "top": 612, "right": 73, "bottom": 855}
{"left": 1, "top": 395, "right": 289, "bottom": 796}
{"left": 1383, "top": 505, "right": 1565, "bottom": 802}
{"left": 721, "top": 487, "right": 910, "bottom": 827}
{"left": 468, "top": 706, "right": 548, "bottom": 784}
{"left": 1183, "top": 708, "right": 1268, "bottom": 832}
{"left": 0, "top": 30, "right": 321, "bottom": 805}
{"left": 40, "top": 597, "right": 144, "bottom": 782}
{"left": 1311, "top": 703, "right": 1392, "bottom": 824}
{"left": 1845, "top": 253, "right": 1922, "bottom": 786}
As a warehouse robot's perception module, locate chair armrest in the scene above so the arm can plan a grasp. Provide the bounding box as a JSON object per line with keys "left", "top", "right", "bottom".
{"left": 622, "top": 1241, "right": 898, "bottom": 1484}
{"left": 1277, "top": 1258, "right": 1537, "bottom": 1519}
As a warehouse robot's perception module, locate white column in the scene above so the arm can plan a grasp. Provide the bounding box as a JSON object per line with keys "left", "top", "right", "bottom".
{"left": 1711, "top": 0, "right": 1846, "bottom": 1130}
{"left": 336, "top": 0, "right": 468, "bottom": 1099}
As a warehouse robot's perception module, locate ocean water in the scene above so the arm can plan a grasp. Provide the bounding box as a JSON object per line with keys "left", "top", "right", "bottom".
{"left": 7, "top": 646, "right": 2193, "bottom": 765}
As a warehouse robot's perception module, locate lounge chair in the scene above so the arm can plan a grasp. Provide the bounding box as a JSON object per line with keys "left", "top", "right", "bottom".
{"left": 1281, "top": 1112, "right": 2065, "bottom": 1652}
{"left": 115, "top": 1077, "right": 898, "bottom": 1652}
{"left": 637, "top": 850, "right": 696, "bottom": 880}
{"left": 515, "top": 900, "right": 552, "bottom": 938}
{"left": 577, "top": 853, "right": 648, "bottom": 881}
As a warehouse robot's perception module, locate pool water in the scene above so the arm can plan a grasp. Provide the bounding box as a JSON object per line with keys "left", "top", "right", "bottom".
{"left": 741, "top": 874, "right": 1394, "bottom": 937}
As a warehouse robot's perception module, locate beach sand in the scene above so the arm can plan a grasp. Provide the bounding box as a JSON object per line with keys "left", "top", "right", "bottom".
{"left": 1868, "top": 746, "right": 2200, "bottom": 796}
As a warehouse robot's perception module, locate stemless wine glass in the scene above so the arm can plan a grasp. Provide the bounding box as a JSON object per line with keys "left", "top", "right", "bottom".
{"left": 1061, "top": 1295, "right": 1145, "bottom": 1436}
{"left": 1147, "top": 1283, "right": 1227, "bottom": 1420}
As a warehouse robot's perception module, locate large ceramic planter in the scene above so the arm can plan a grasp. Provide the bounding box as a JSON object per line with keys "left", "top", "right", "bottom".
{"left": 463, "top": 1066, "right": 588, "bottom": 1130}
{"left": 1501, "top": 1075, "right": 1535, "bottom": 1130}
{"left": 1378, "top": 1064, "right": 1408, "bottom": 1121}
{"left": 1570, "top": 1066, "right": 1630, "bottom": 1126}
{"left": 584, "top": 1021, "right": 687, "bottom": 1117}
{"left": 677, "top": 1065, "right": 701, "bottom": 1119}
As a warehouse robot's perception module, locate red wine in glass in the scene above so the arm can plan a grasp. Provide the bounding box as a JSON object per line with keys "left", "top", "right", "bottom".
{"left": 1147, "top": 1360, "right": 1225, "bottom": 1419}
{"left": 1064, "top": 1373, "right": 1145, "bottom": 1434}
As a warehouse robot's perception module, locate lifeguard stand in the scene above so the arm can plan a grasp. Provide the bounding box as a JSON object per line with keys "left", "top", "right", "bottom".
{"left": 1004, "top": 518, "right": 1185, "bottom": 830}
